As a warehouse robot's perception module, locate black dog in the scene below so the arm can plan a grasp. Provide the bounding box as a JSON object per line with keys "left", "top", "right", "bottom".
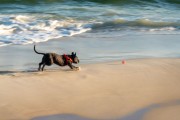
{"left": 34, "top": 45, "right": 79, "bottom": 71}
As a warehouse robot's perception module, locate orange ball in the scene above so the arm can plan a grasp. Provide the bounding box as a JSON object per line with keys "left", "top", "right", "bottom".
{"left": 122, "top": 60, "right": 126, "bottom": 64}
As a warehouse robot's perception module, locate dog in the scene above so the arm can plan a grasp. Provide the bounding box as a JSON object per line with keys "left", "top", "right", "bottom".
{"left": 34, "top": 45, "right": 79, "bottom": 71}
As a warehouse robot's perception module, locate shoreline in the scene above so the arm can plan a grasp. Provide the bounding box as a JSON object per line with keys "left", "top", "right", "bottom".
{"left": 0, "top": 58, "right": 180, "bottom": 120}
{"left": 0, "top": 33, "right": 180, "bottom": 71}
{"left": 0, "top": 57, "right": 179, "bottom": 75}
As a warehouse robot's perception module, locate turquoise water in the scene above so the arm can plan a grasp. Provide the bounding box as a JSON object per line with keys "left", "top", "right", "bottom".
{"left": 0, "top": 0, "right": 179, "bottom": 46}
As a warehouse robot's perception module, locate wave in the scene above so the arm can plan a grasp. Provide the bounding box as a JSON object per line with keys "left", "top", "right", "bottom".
{"left": 88, "top": 0, "right": 180, "bottom": 5}
{"left": 0, "top": 15, "right": 91, "bottom": 47}
{"left": 92, "top": 19, "right": 180, "bottom": 30}
{"left": 0, "top": 13, "right": 179, "bottom": 47}
{"left": 0, "top": 0, "right": 179, "bottom": 5}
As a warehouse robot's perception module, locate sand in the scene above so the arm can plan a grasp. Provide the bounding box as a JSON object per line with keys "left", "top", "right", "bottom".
{"left": 0, "top": 58, "right": 180, "bottom": 120}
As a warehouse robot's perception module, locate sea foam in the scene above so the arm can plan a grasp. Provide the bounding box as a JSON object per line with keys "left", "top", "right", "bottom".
{"left": 0, "top": 15, "right": 92, "bottom": 46}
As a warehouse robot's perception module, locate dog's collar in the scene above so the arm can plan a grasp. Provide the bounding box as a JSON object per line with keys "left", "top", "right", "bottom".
{"left": 63, "top": 54, "right": 73, "bottom": 64}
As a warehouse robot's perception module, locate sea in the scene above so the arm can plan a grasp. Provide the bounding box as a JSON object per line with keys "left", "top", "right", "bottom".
{"left": 0, "top": 0, "right": 179, "bottom": 46}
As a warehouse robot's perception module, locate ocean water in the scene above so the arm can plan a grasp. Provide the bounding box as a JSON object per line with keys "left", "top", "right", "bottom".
{"left": 0, "top": 0, "right": 180, "bottom": 46}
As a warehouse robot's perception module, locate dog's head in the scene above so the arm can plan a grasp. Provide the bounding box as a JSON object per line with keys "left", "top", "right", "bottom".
{"left": 71, "top": 52, "right": 79, "bottom": 64}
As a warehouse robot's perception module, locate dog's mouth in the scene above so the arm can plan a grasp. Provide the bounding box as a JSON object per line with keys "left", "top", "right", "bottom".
{"left": 74, "top": 60, "right": 79, "bottom": 64}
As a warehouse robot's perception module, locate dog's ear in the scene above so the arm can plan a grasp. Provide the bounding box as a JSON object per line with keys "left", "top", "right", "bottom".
{"left": 72, "top": 52, "right": 77, "bottom": 56}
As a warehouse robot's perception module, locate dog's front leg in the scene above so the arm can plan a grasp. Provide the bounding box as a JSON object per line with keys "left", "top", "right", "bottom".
{"left": 67, "top": 62, "right": 79, "bottom": 71}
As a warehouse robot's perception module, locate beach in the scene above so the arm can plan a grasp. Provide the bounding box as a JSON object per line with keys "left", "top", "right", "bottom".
{"left": 0, "top": 58, "right": 180, "bottom": 120}
{"left": 0, "top": 0, "right": 180, "bottom": 119}
{"left": 0, "top": 31, "right": 180, "bottom": 120}
{"left": 0, "top": 26, "right": 180, "bottom": 120}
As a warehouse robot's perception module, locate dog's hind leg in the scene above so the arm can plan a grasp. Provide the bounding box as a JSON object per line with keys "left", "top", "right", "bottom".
{"left": 42, "top": 64, "right": 46, "bottom": 71}
{"left": 38, "top": 62, "right": 43, "bottom": 71}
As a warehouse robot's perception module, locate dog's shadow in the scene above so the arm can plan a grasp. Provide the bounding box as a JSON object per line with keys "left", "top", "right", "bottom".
{"left": 0, "top": 71, "right": 16, "bottom": 75}
{"left": 0, "top": 68, "right": 78, "bottom": 76}
{"left": 0, "top": 70, "right": 38, "bottom": 76}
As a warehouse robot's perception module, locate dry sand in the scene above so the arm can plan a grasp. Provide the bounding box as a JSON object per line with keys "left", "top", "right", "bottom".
{"left": 0, "top": 58, "right": 180, "bottom": 120}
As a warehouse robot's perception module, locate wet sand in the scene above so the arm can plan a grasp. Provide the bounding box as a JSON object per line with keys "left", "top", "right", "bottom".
{"left": 0, "top": 33, "right": 180, "bottom": 71}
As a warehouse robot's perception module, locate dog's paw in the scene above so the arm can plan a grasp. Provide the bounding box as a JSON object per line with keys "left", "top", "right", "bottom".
{"left": 77, "top": 67, "right": 81, "bottom": 71}
{"left": 72, "top": 67, "right": 80, "bottom": 71}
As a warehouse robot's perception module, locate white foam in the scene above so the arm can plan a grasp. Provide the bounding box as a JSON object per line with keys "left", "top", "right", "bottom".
{"left": 149, "top": 27, "right": 176, "bottom": 32}
{"left": 0, "top": 25, "right": 15, "bottom": 35}
{"left": 0, "top": 15, "right": 92, "bottom": 46}
{"left": 14, "top": 15, "right": 32, "bottom": 23}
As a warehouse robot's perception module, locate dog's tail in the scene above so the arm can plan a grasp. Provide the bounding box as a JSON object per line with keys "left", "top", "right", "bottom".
{"left": 34, "top": 45, "right": 45, "bottom": 55}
